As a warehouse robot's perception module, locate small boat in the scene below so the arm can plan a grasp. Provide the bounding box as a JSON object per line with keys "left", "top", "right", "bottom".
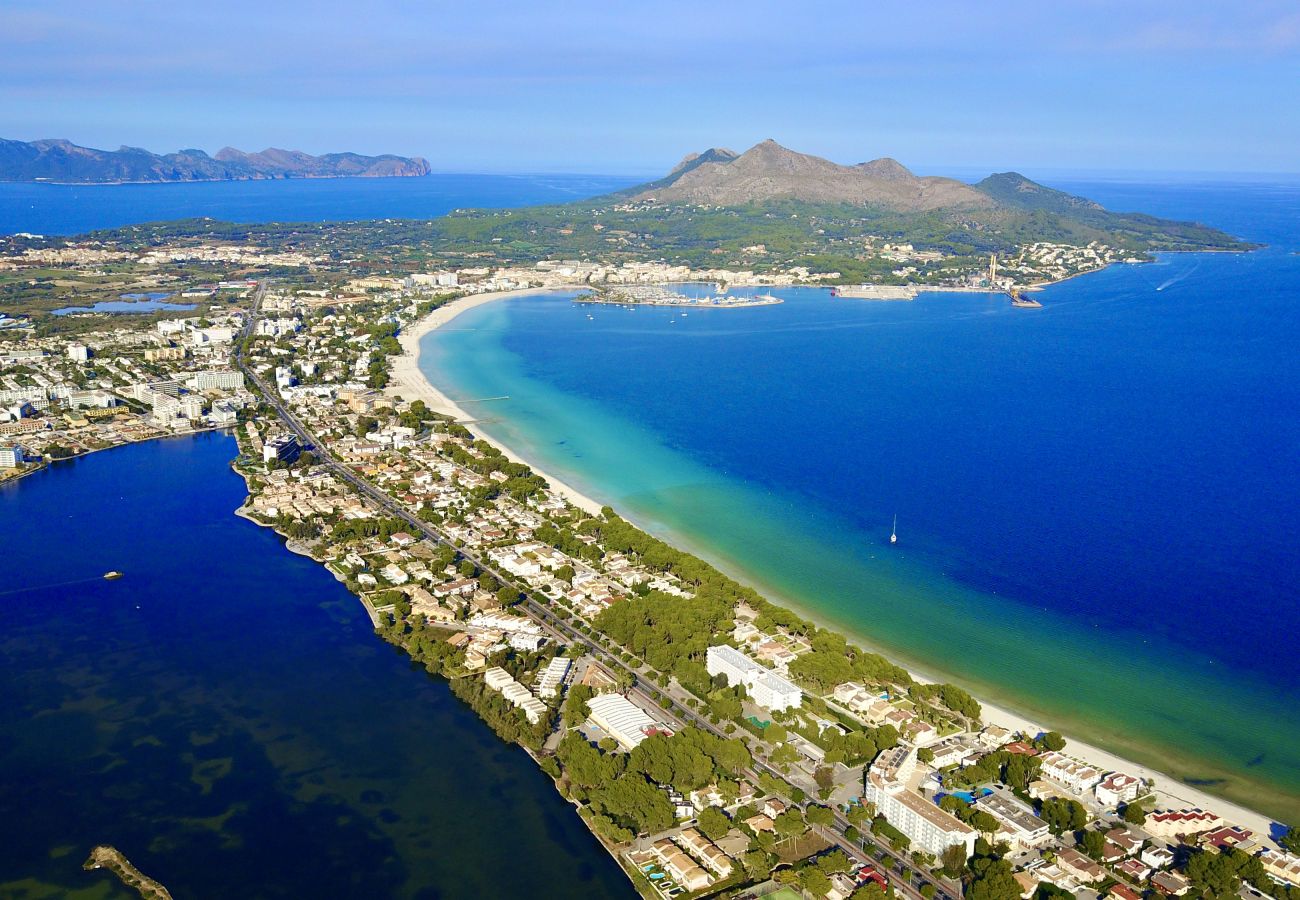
{"left": 103, "top": 571, "right": 123, "bottom": 580}
{"left": 889, "top": 515, "right": 897, "bottom": 545}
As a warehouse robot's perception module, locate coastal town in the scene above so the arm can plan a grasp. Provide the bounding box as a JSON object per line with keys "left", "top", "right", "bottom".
{"left": 3, "top": 238, "right": 1298, "bottom": 900}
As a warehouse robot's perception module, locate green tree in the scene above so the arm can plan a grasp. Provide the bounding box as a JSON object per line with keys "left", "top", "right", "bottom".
{"left": 1038, "top": 731, "right": 1066, "bottom": 752}
{"left": 774, "top": 809, "right": 806, "bottom": 839}
{"left": 1039, "top": 797, "right": 1088, "bottom": 835}
{"left": 1120, "top": 801, "right": 1147, "bottom": 825}
{"left": 817, "top": 850, "right": 851, "bottom": 874}
{"left": 940, "top": 843, "right": 969, "bottom": 878}
{"left": 852, "top": 883, "right": 888, "bottom": 900}
{"left": 1186, "top": 848, "right": 1266, "bottom": 900}
{"left": 806, "top": 805, "right": 835, "bottom": 828}
{"left": 969, "top": 811, "right": 1001, "bottom": 835}
{"left": 800, "top": 867, "right": 833, "bottom": 897}
{"left": 742, "top": 849, "right": 774, "bottom": 879}
{"left": 1078, "top": 829, "right": 1106, "bottom": 859}
{"left": 696, "top": 806, "right": 731, "bottom": 842}
{"left": 967, "top": 857, "right": 1021, "bottom": 900}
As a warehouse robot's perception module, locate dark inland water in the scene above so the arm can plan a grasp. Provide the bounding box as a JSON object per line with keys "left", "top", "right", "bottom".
{"left": 0, "top": 433, "right": 632, "bottom": 898}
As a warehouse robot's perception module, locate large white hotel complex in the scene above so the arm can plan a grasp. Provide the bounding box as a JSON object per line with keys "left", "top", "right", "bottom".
{"left": 705, "top": 644, "right": 803, "bottom": 712}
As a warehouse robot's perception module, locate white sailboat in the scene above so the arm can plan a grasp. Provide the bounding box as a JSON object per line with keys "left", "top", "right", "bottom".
{"left": 889, "top": 514, "right": 897, "bottom": 545}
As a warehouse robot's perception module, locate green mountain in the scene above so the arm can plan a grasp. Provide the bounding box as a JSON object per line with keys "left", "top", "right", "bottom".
{"left": 975, "top": 171, "right": 1106, "bottom": 214}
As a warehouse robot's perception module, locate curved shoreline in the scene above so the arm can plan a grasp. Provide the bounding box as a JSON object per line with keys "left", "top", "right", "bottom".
{"left": 388, "top": 286, "right": 1287, "bottom": 839}
{"left": 388, "top": 287, "right": 603, "bottom": 516}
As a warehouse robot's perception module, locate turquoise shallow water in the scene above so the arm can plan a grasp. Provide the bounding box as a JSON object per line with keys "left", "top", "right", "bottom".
{"left": 420, "top": 180, "right": 1300, "bottom": 823}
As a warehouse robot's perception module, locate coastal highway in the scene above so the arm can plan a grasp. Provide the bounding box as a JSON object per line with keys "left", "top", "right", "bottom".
{"left": 234, "top": 289, "right": 955, "bottom": 900}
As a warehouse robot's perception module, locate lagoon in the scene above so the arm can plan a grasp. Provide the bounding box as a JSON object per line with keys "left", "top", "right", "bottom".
{"left": 52, "top": 297, "right": 197, "bottom": 316}
{"left": 0, "top": 434, "right": 632, "bottom": 898}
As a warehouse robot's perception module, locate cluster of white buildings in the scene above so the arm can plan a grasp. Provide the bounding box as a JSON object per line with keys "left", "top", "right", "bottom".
{"left": 535, "top": 656, "right": 571, "bottom": 699}
{"left": 483, "top": 666, "right": 548, "bottom": 725}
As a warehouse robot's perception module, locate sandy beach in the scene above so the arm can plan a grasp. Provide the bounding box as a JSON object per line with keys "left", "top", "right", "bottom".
{"left": 387, "top": 287, "right": 603, "bottom": 516}
{"left": 390, "top": 287, "right": 1285, "bottom": 842}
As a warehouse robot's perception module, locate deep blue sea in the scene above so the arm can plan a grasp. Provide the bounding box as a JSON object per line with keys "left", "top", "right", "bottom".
{"left": 0, "top": 434, "right": 632, "bottom": 898}
{"left": 0, "top": 173, "right": 641, "bottom": 236}
{"left": 421, "top": 179, "right": 1300, "bottom": 820}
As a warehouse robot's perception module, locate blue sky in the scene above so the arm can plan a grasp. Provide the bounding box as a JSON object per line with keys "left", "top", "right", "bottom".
{"left": 2, "top": 1, "right": 1297, "bottom": 175}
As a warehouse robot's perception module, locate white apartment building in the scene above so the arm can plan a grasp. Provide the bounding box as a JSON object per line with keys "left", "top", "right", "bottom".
{"left": 191, "top": 326, "right": 234, "bottom": 346}
{"left": 863, "top": 746, "right": 976, "bottom": 857}
{"left": 1259, "top": 850, "right": 1300, "bottom": 888}
{"left": 865, "top": 776, "right": 977, "bottom": 857}
{"left": 209, "top": 401, "right": 239, "bottom": 426}
{"left": 536, "top": 656, "right": 571, "bottom": 698}
{"left": 187, "top": 370, "right": 245, "bottom": 391}
{"left": 0, "top": 445, "right": 25, "bottom": 468}
{"left": 1038, "top": 751, "right": 1103, "bottom": 793}
{"left": 705, "top": 644, "right": 802, "bottom": 712}
{"left": 975, "top": 792, "right": 1051, "bottom": 849}
{"left": 263, "top": 434, "right": 301, "bottom": 465}
{"left": 1095, "top": 773, "right": 1143, "bottom": 806}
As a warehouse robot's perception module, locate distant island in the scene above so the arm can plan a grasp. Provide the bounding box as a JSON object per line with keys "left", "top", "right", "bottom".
{"left": 0, "top": 138, "right": 431, "bottom": 184}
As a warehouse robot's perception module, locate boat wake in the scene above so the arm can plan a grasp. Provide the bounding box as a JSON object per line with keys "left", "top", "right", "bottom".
{"left": 1155, "top": 260, "right": 1202, "bottom": 291}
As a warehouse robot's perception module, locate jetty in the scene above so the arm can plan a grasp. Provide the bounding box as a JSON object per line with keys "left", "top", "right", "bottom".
{"left": 83, "top": 845, "right": 172, "bottom": 900}
{"left": 831, "top": 284, "right": 918, "bottom": 300}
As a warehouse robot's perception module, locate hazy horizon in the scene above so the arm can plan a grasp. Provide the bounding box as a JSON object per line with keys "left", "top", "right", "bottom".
{"left": 3, "top": 1, "right": 1297, "bottom": 176}
{"left": 4, "top": 137, "right": 1300, "bottom": 183}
